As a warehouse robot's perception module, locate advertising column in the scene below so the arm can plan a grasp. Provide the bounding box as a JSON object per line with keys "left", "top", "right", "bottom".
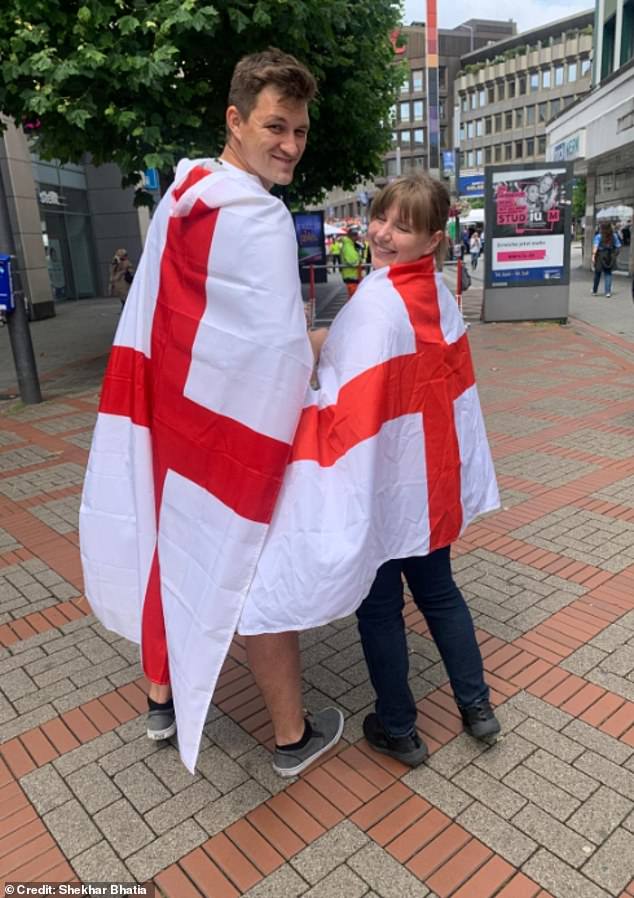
{"left": 483, "top": 162, "right": 573, "bottom": 322}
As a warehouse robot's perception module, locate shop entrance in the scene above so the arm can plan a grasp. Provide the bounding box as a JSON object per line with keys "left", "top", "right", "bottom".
{"left": 39, "top": 185, "right": 98, "bottom": 300}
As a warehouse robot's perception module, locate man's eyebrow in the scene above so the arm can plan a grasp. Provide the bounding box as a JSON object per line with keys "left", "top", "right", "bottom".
{"left": 263, "top": 116, "right": 310, "bottom": 129}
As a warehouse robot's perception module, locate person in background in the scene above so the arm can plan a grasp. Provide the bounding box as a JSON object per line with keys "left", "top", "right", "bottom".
{"left": 592, "top": 221, "right": 621, "bottom": 298}
{"left": 109, "top": 248, "right": 134, "bottom": 306}
{"left": 340, "top": 226, "right": 362, "bottom": 296}
{"left": 469, "top": 230, "right": 481, "bottom": 271}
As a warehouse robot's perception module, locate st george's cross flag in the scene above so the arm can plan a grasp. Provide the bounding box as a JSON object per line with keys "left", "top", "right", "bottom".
{"left": 239, "top": 255, "right": 499, "bottom": 633}
{"left": 79, "top": 158, "right": 314, "bottom": 772}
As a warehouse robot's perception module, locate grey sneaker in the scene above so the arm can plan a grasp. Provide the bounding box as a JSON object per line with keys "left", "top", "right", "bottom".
{"left": 147, "top": 700, "right": 176, "bottom": 740}
{"left": 272, "top": 707, "right": 344, "bottom": 777}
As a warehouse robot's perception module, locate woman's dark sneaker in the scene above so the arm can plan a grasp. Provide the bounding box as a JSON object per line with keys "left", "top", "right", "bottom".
{"left": 459, "top": 701, "right": 500, "bottom": 740}
{"left": 363, "top": 713, "right": 428, "bottom": 767}
{"left": 147, "top": 697, "right": 176, "bottom": 740}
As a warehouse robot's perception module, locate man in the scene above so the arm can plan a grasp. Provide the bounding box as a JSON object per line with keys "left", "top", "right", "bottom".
{"left": 80, "top": 49, "right": 343, "bottom": 776}
{"left": 339, "top": 226, "right": 362, "bottom": 295}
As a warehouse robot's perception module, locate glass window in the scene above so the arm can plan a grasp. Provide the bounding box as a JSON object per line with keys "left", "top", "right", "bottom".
{"left": 412, "top": 70, "right": 423, "bottom": 91}
{"left": 530, "top": 71, "right": 539, "bottom": 92}
{"left": 526, "top": 105, "right": 535, "bottom": 124}
{"left": 413, "top": 156, "right": 425, "bottom": 168}
{"left": 400, "top": 130, "right": 411, "bottom": 145}
{"left": 439, "top": 100, "right": 446, "bottom": 119}
{"left": 400, "top": 74, "right": 410, "bottom": 94}
{"left": 538, "top": 102, "right": 547, "bottom": 122}
{"left": 461, "top": 94, "right": 468, "bottom": 112}
{"left": 495, "top": 144, "right": 502, "bottom": 162}
{"left": 413, "top": 128, "right": 424, "bottom": 146}
{"left": 413, "top": 99, "right": 424, "bottom": 121}
{"left": 467, "top": 121, "right": 475, "bottom": 139}
{"left": 568, "top": 62, "right": 577, "bottom": 82}
{"left": 440, "top": 127, "right": 447, "bottom": 147}
{"left": 515, "top": 140, "right": 523, "bottom": 158}
{"left": 542, "top": 68, "right": 551, "bottom": 88}
{"left": 505, "top": 110, "right": 513, "bottom": 129}
{"left": 518, "top": 76, "right": 526, "bottom": 94}
{"left": 526, "top": 137, "right": 534, "bottom": 156}
{"left": 399, "top": 102, "right": 410, "bottom": 122}
{"left": 554, "top": 64, "right": 564, "bottom": 86}
{"left": 581, "top": 56, "right": 591, "bottom": 76}
{"left": 459, "top": 123, "right": 465, "bottom": 141}
{"left": 538, "top": 134, "right": 547, "bottom": 154}
{"left": 495, "top": 113, "right": 502, "bottom": 132}
{"left": 563, "top": 95, "right": 573, "bottom": 108}
{"left": 467, "top": 150, "right": 474, "bottom": 167}
{"left": 485, "top": 116, "right": 492, "bottom": 135}
{"left": 439, "top": 66, "right": 447, "bottom": 89}
{"left": 488, "top": 85, "right": 495, "bottom": 103}
{"left": 485, "top": 146, "right": 492, "bottom": 163}
{"left": 508, "top": 79, "right": 516, "bottom": 98}
{"left": 479, "top": 88, "right": 486, "bottom": 106}
{"left": 504, "top": 142, "right": 513, "bottom": 160}
{"left": 385, "top": 158, "right": 398, "bottom": 176}
{"left": 391, "top": 131, "right": 398, "bottom": 145}
{"left": 476, "top": 118, "right": 484, "bottom": 137}
{"left": 515, "top": 108, "right": 523, "bottom": 127}
{"left": 550, "top": 98, "right": 560, "bottom": 116}
{"left": 476, "top": 148, "right": 483, "bottom": 166}
{"left": 497, "top": 80, "right": 506, "bottom": 101}
{"left": 470, "top": 92, "right": 477, "bottom": 110}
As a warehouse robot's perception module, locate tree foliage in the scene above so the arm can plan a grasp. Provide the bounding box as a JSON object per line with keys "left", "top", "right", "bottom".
{"left": 0, "top": 0, "right": 404, "bottom": 205}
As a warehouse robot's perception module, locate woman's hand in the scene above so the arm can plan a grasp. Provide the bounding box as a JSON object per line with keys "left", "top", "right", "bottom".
{"left": 308, "top": 327, "right": 328, "bottom": 362}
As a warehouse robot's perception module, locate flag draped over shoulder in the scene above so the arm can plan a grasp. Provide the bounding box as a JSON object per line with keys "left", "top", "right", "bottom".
{"left": 79, "top": 158, "right": 314, "bottom": 772}
{"left": 239, "top": 255, "right": 499, "bottom": 634}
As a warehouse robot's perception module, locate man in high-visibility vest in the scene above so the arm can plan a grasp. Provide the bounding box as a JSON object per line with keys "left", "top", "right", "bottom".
{"left": 340, "top": 227, "right": 362, "bottom": 296}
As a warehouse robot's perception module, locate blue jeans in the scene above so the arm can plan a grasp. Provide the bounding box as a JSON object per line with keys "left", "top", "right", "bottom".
{"left": 356, "top": 547, "right": 489, "bottom": 737}
{"left": 593, "top": 269, "right": 613, "bottom": 294}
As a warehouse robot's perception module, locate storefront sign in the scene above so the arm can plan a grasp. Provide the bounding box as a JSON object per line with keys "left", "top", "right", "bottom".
{"left": 442, "top": 151, "right": 455, "bottom": 176}
{"left": 39, "top": 189, "right": 65, "bottom": 206}
{"left": 292, "top": 211, "right": 327, "bottom": 284}
{"left": 486, "top": 165, "right": 571, "bottom": 287}
{"left": 459, "top": 175, "right": 485, "bottom": 198}
{"left": 553, "top": 134, "right": 581, "bottom": 161}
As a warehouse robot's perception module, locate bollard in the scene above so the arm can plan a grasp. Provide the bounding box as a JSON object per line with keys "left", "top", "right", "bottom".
{"left": 308, "top": 264, "right": 316, "bottom": 328}
{"left": 7, "top": 292, "right": 42, "bottom": 404}
{"left": 456, "top": 258, "right": 463, "bottom": 314}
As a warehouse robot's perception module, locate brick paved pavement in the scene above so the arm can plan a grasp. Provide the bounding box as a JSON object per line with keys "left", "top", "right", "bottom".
{"left": 2, "top": 314, "right": 634, "bottom": 898}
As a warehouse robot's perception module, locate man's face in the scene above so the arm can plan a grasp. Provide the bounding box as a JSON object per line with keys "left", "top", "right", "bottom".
{"left": 226, "top": 86, "right": 309, "bottom": 189}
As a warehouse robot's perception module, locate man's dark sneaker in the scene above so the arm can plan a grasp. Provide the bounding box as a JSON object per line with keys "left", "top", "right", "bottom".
{"left": 272, "top": 707, "right": 344, "bottom": 777}
{"left": 147, "top": 698, "right": 176, "bottom": 741}
{"left": 363, "top": 713, "right": 428, "bottom": 767}
{"left": 460, "top": 701, "right": 500, "bottom": 740}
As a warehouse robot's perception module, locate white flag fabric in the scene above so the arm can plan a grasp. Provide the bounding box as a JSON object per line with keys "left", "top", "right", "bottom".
{"left": 80, "top": 158, "right": 314, "bottom": 772}
{"left": 240, "top": 256, "right": 499, "bottom": 633}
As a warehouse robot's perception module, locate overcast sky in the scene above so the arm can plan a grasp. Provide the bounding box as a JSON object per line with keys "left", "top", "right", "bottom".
{"left": 402, "top": 0, "right": 592, "bottom": 34}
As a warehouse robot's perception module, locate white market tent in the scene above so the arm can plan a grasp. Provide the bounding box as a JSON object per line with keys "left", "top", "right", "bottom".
{"left": 596, "top": 205, "right": 632, "bottom": 222}
{"left": 461, "top": 208, "right": 485, "bottom": 226}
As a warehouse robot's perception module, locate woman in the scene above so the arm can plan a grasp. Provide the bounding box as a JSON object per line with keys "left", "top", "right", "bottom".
{"left": 241, "top": 173, "right": 500, "bottom": 767}
{"left": 469, "top": 230, "right": 481, "bottom": 270}
{"left": 109, "top": 248, "right": 134, "bottom": 306}
{"left": 592, "top": 222, "right": 621, "bottom": 297}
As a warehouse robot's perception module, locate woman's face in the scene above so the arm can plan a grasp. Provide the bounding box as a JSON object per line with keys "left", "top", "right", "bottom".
{"left": 369, "top": 204, "right": 442, "bottom": 269}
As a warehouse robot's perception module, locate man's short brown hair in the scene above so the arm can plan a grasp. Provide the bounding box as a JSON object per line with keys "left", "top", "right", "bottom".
{"left": 228, "top": 48, "right": 317, "bottom": 118}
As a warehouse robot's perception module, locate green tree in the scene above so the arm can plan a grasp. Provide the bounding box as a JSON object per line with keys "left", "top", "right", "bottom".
{"left": 0, "top": 0, "right": 403, "bottom": 205}
{"left": 572, "top": 177, "right": 587, "bottom": 222}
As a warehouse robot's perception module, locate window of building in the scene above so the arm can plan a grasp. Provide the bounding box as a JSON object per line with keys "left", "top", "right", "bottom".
{"left": 554, "top": 64, "right": 564, "bottom": 86}
{"left": 563, "top": 95, "right": 574, "bottom": 108}
{"left": 413, "top": 100, "right": 424, "bottom": 121}
{"left": 413, "top": 156, "right": 425, "bottom": 168}
{"left": 439, "top": 66, "right": 447, "bottom": 89}
{"left": 461, "top": 94, "right": 468, "bottom": 112}
{"left": 495, "top": 112, "right": 502, "bottom": 132}
{"left": 504, "top": 142, "right": 513, "bottom": 160}
{"left": 515, "top": 140, "right": 523, "bottom": 158}
{"left": 413, "top": 128, "right": 424, "bottom": 146}
{"left": 440, "top": 127, "right": 447, "bottom": 147}
{"left": 476, "top": 148, "right": 483, "bottom": 166}
{"left": 385, "top": 158, "right": 398, "bottom": 176}
{"left": 495, "top": 144, "right": 502, "bottom": 162}
{"left": 515, "top": 108, "right": 523, "bottom": 127}
{"left": 542, "top": 68, "right": 551, "bottom": 88}
{"left": 467, "top": 121, "right": 475, "bottom": 139}
{"left": 412, "top": 70, "right": 423, "bottom": 91}
{"left": 485, "top": 146, "right": 492, "bottom": 163}
{"left": 488, "top": 85, "right": 495, "bottom": 103}
{"left": 439, "top": 100, "right": 446, "bottom": 119}
{"left": 580, "top": 56, "right": 591, "bottom": 76}
{"left": 508, "top": 78, "right": 516, "bottom": 98}
{"left": 505, "top": 110, "right": 513, "bottom": 129}
{"left": 470, "top": 92, "right": 477, "bottom": 110}
{"left": 550, "top": 97, "right": 560, "bottom": 116}
{"left": 526, "top": 137, "right": 534, "bottom": 156}
{"left": 538, "top": 134, "right": 547, "bottom": 155}
{"left": 401, "top": 130, "right": 411, "bottom": 146}
{"left": 485, "top": 116, "right": 492, "bottom": 135}
{"left": 400, "top": 102, "right": 410, "bottom": 122}
{"left": 476, "top": 118, "right": 484, "bottom": 137}
{"left": 538, "top": 102, "right": 547, "bottom": 122}
{"left": 530, "top": 71, "right": 539, "bottom": 92}
{"left": 518, "top": 75, "right": 526, "bottom": 94}
{"left": 391, "top": 131, "right": 398, "bottom": 145}
{"left": 459, "top": 123, "right": 465, "bottom": 141}
{"left": 400, "top": 74, "right": 410, "bottom": 95}
{"left": 467, "top": 150, "right": 474, "bottom": 167}
{"left": 497, "top": 80, "right": 506, "bottom": 101}
{"left": 526, "top": 105, "right": 535, "bottom": 125}
{"left": 568, "top": 62, "right": 577, "bottom": 82}
{"left": 479, "top": 88, "right": 486, "bottom": 107}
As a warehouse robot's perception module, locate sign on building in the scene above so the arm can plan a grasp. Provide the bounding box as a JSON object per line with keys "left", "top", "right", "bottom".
{"left": 458, "top": 174, "right": 485, "bottom": 198}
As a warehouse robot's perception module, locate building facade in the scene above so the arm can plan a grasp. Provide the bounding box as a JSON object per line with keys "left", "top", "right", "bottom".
{"left": 322, "top": 19, "right": 516, "bottom": 221}
{"left": 0, "top": 118, "right": 149, "bottom": 319}
{"left": 455, "top": 12, "right": 593, "bottom": 179}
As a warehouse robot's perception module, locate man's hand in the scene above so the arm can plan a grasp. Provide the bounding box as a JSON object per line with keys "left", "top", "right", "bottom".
{"left": 308, "top": 327, "right": 328, "bottom": 362}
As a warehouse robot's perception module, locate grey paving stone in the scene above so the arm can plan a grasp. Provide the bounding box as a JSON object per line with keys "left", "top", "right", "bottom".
{"left": 0, "top": 646, "right": 45, "bottom": 676}
{"left": 303, "top": 664, "right": 351, "bottom": 698}
{"left": 113, "top": 762, "right": 171, "bottom": 813}
{"left": 196, "top": 744, "right": 250, "bottom": 794}
{"left": 562, "top": 719, "right": 634, "bottom": 765}
{"left": 21, "top": 764, "right": 72, "bottom": 814}
{"left": 589, "top": 623, "right": 632, "bottom": 652}
{"left": 337, "top": 681, "right": 377, "bottom": 713}
{"left": 574, "top": 751, "right": 634, "bottom": 801}
{"left": 94, "top": 797, "right": 154, "bottom": 858}
{"left": 502, "top": 766, "right": 581, "bottom": 822}
{"left": 586, "top": 669, "right": 634, "bottom": 703}
{"left": 0, "top": 703, "right": 57, "bottom": 742}
{"left": 522, "top": 848, "right": 611, "bottom": 898}
{"left": 427, "top": 732, "right": 487, "bottom": 778}
{"left": 204, "top": 713, "right": 257, "bottom": 758}
{"left": 581, "top": 827, "right": 634, "bottom": 893}
{"left": 515, "top": 719, "right": 585, "bottom": 763}
{"left": 52, "top": 677, "right": 114, "bottom": 713}
{"left": 291, "top": 821, "right": 368, "bottom": 885}
{"left": 144, "top": 779, "right": 220, "bottom": 834}
{"left": 507, "top": 691, "right": 574, "bottom": 731}
{"left": 44, "top": 798, "right": 102, "bottom": 858}
{"left": 403, "top": 764, "right": 473, "bottom": 819}
{"left": 567, "top": 786, "right": 634, "bottom": 845}
{"left": 55, "top": 732, "right": 124, "bottom": 777}
{"left": 322, "top": 643, "right": 363, "bottom": 675}
{"left": 524, "top": 749, "right": 600, "bottom": 801}
{"left": 348, "top": 840, "right": 428, "bottom": 897}
{"left": 72, "top": 840, "right": 132, "bottom": 882}
{"left": 512, "top": 802, "right": 596, "bottom": 868}
{"left": 0, "top": 694, "right": 16, "bottom": 726}
{"left": 67, "top": 761, "right": 123, "bottom": 814}
{"left": 194, "top": 779, "right": 269, "bottom": 836}
{"left": 600, "top": 645, "right": 634, "bottom": 677}
{"left": 114, "top": 717, "right": 147, "bottom": 744}
{"left": 243, "top": 865, "right": 309, "bottom": 898}
{"left": 302, "top": 865, "right": 367, "bottom": 898}
{"left": 1, "top": 667, "right": 37, "bottom": 701}
{"left": 239, "top": 745, "right": 289, "bottom": 795}
{"left": 15, "top": 677, "right": 77, "bottom": 714}
{"left": 473, "top": 732, "right": 536, "bottom": 779}
{"left": 125, "top": 818, "right": 207, "bottom": 881}
{"left": 452, "top": 765, "right": 527, "bottom": 819}
{"left": 99, "top": 735, "right": 161, "bottom": 777}
{"left": 144, "top": 745, "right": 199, "bottom": 793}
{"left": 457, "top": 801, "right": 537, "bottom": 866}
{"left": 560, "top": 645, "right": 608, "bottom": 677}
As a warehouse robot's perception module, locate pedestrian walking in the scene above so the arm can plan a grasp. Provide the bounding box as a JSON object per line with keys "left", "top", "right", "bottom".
{"left": 592, "top": 221, "right": 621, "bottom": 297}
{"left": 469, "top": 231, "right": 481, "bottom": 270}
{"left": 109, "top": 248, "right": 134, "bottom": 306}
{"left": 340, "top": 227, "right": 362, "bottom": 295}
